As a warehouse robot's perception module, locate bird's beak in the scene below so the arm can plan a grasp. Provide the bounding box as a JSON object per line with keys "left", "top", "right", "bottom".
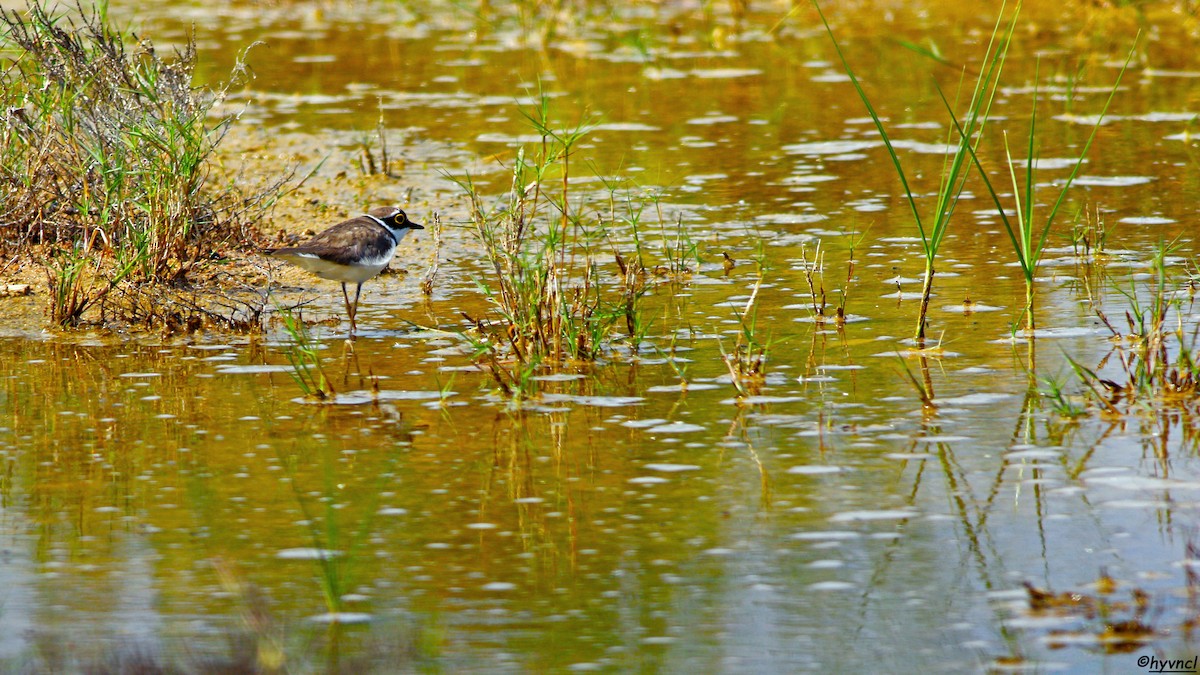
{"left": 410, "top": 222, "right": 425, "bottom": 230}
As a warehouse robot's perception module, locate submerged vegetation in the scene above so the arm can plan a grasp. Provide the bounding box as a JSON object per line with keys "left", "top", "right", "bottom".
{"left": 719, "top": 273, "right": 770, "bottom": 399}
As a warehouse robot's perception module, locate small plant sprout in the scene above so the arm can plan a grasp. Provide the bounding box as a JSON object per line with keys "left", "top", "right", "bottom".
{"left": 720, "top": 258, "right": 778, "bottom": 399}
{"left": 1039, "top": 371, "right": 1088, "bottom": 419}
{"left": 357, "top": 97, "right": 394, "bottom": 177}
{"left": 275, "top": 304, "right": 335, "bottom": 401}
{"left": 421, "top": 212, "right": 443, "bottom": 297}
{"left": 798, "top": 240, "right": 827, "bottom": 323}
{"left": 836, "top": 229, "right": 869, "bottom": 326}
{"left": 1060, "top": 241, "right": 1200, "bottom": 415}
{"left": 1070, "top": 204, "right": 1111, "bottom": 260}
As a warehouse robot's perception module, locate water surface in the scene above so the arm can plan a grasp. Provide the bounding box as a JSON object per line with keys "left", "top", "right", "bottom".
{"left": 2, "top": 1, "right": 1199, "bottom": 672}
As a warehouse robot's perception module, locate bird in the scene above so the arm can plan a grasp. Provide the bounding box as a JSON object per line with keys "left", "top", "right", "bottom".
{"left": 264, "top": 206, "right": 424, "bottom": 336}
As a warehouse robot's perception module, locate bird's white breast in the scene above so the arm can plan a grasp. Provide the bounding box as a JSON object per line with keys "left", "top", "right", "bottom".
{"left": 275, "top": 251, "right": 392, "bottom": 284}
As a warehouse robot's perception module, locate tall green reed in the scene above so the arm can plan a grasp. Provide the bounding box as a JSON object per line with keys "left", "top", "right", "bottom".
{"left": 815, "top": 0, "right": 1018, "bottom": 342}
{"left": 946, "top": 43, "right": 1137, "bottom": 332}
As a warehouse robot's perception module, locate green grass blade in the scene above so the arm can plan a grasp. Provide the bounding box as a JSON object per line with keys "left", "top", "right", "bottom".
{"left": 811, "top": 1, "right": 926, "bottom": 249}
{"left": 894, "top": 38, "right": 952, "bottom": 68}
{"left": 927, "top": 1, "right": 1019, "bottom": 253}
{"left": 1039, "top": 34, "right": 1140, "bottom": 254}
{"left": 1003, "top": 132, "right": 1032, "bottom": 279}
{"left": 1023, "top": 61, "right": 1039, "bottom": 261}
{"left": 933, "top": 83, "right": 1028, "bottom": 274}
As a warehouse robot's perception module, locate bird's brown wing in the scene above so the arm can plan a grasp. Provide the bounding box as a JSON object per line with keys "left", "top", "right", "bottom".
{"left": 269, "top": 218, "right": 395, "bottom": 266}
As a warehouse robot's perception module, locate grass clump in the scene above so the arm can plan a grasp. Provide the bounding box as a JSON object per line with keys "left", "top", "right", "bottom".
{"left": 0, "top": 2, "right": 267, "bottom": 327}
{"left": 1059, "top": 243, "right": 1200, "bottom": 416}
{"left": 449, "top": 95, "right": 676, "bottom": 397}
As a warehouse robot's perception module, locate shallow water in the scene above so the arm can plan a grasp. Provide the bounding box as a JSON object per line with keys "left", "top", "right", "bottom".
{"left": 3, "top": 1, "right": 1200, "bottom": 672}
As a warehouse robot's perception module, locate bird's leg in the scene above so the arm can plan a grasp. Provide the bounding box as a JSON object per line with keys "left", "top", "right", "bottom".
{"left": 341, "top": 282, "right": 357, "bottom": 336}
{"left": 352, "top": 283, "right": 363, "bottom": 333}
